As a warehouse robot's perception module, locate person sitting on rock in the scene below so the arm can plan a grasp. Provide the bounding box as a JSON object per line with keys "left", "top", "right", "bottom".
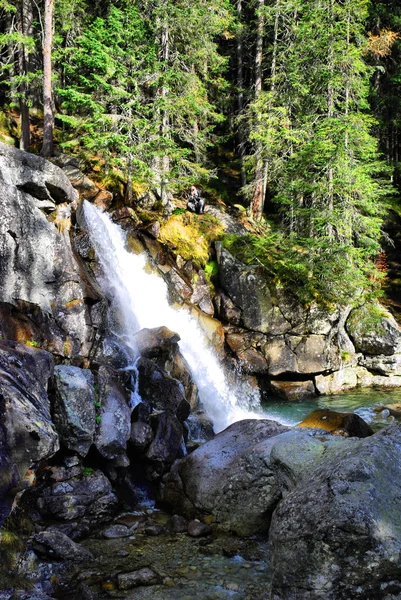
{"left": 186, "top": 186, "right": 205, "bottom": 214}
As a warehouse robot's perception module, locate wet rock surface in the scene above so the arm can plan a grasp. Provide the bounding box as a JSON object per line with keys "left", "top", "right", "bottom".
{"left": 298, "top": 408, "right": 374, "bottom": 437}
{"left": 52, "top": 366, "right": 96, "bottom": 457}
{"left": 94, "top": 366, "right": 131, "bottom": 461}
{"left": 161, "top": 419, "right": 288, "bottom": 535}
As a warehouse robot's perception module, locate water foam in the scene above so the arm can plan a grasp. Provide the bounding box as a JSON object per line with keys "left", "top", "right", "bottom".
{"left": 83, "top": 201, "right": 263, "bottom": 432}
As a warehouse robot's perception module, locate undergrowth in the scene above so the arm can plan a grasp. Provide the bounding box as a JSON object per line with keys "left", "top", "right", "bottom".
{"left": 222, "top": 232, "right": 384, "bottom": 306}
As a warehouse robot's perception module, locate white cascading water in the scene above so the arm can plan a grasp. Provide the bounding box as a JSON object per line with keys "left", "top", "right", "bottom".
{"left": 83, "top": 201, "right": 263, "bottom": 432}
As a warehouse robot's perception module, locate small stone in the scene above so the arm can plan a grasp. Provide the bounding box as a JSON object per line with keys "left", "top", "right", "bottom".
{"left": 115, "top": 514, "right": 141, "bottom": 526}
{"left": 102, "top": 524, "right": 130, "bottom": 539}
{"left": 63, "top": 455, "right": 80, "bottom": 468}
{"left": 116, "top": 550, "right": 129, "bottom": 557}
{"left": 227, "top": 583, "right": 239, "bottom": 591}
{"left": 117, "top": 567, "right": 161, "bottom": 590}
{"left": 170, "top": 514, "right": 187, "bottom": 533}
{"left": 145, "top": 525, "right": 166, "bottom": 537}
{"left": 188, "top": 520, "right": 212, "bottom": 538}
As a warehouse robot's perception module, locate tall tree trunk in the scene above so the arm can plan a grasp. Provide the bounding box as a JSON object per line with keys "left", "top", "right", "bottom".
{"left": 263, "top": 0, "right": 280, "bottom": 211}
{"left": 160, "top": 19, "right": 170, "bottom": 207}
{"left": 17, "top": 0, "right": 31, "bottom": 151}
{"left": 327, "top": 0, "right": 334, "bottom": 238}
{"left": 236, "top": 0, "right": 246, "bottom": 189}
{"left": 250, "top": 0, "right": 265, "bottom": 220}
{"left": 41, "top": 0, "right": 54, "bottom": 157}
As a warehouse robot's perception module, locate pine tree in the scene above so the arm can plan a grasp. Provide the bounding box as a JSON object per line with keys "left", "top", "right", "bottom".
{"left": 57, "top": 0, "right": 231, "bottom": 199}
{"left": 244, "top": 0, "right": 389, "bottom": 301}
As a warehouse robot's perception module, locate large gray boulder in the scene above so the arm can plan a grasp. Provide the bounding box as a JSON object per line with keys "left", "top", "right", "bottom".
{"left": 0, "top": 143, "right": 78, "bottom": 204}
{"left": 269, "top": 424, "right": 401, "bottom": 600}
{"left": 94, "top": 366, "right": 131, "bottom": 461}
{"left": 32, "top": 529, "right": 93, "bottom": 562}
{"left": 346, "top": 304, "right": 401, "bottom": 356}
{"left": 160, "top": 419, "right": 289, "bottom": 535}
{"left": 137, "top": 358, "right": 190, "bottom": 422}
{"left": 145, "top": 411, "right": 185, "bottom": 480}
{"left": 0, "top": 341, "right": 59, "bottom": 526}
{"left": 0, "top": 142, "right": 97, "bottom": 358}
{"left": 52, "top": 366, "right": 96, "bottom": 457}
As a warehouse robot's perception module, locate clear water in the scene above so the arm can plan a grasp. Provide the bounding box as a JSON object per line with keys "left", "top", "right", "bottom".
{"left": 83, "top": 201, "right": 262, "bottom": 433}
{"left": 262, "top": 387, "right": 401, "bottom": 428}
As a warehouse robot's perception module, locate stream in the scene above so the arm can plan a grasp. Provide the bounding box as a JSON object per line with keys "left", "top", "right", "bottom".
{"left": 261, "top": 387, "right": 401, "bottom": 429}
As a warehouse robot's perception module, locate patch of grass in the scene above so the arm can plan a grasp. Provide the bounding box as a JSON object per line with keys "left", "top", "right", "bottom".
{"left": 159, "top": 212, "right": 224, "bottom": 266}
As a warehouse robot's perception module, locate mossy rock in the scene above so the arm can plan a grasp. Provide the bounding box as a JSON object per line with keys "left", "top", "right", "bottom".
{"left": 159, "top": 213, "right": 224, "bottom": 266}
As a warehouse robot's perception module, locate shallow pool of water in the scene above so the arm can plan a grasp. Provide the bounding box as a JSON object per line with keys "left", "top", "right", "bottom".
{"left": 261, "top": 387, "right": 401, "bottom": 428}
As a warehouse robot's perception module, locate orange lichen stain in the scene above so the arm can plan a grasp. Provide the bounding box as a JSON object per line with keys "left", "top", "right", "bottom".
{"left": 63, "top": 339, "right": 73, "bottom": 357}
{"left": 101, "top": 582, "right": 115, "bottom": 591}
{"left": 65, "top": 299, "right": 83, "bottom": 310}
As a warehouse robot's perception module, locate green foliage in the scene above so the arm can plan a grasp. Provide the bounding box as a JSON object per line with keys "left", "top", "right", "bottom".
{"left": 222, "top": 231, "right": 384, "bottom": 306}
{"left": 0, "top": 514, "right": 32, "bottom": 589}
{"left": 82, "top": 467, "right": 94, "bottom": 476}
{"left": 56, "top": 0, "right": 232, "bottom": 195}
{"left": 205, "top": 260, "right": 219, "bottom": 280}
{"left": 25, "top": 340, "right": 38, "bottom": 347}
{"left": 241, "top": 0, "right": 391, "bottom": 303}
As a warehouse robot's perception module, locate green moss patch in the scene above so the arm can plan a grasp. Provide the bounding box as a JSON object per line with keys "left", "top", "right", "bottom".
{"left": 159, "top": 213, "right": 224, "bottom": 266}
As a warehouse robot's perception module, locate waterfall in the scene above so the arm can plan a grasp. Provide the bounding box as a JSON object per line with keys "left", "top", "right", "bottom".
{"left": 83, "top": 201, "right": 263, "bottom": 432}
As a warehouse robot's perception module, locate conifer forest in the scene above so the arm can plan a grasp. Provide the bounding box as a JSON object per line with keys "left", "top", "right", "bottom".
{"left": 1, "top": 0, "right": 401, "bottom": 304}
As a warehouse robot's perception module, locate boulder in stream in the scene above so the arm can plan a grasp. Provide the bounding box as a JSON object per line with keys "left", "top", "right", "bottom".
{"left": 269, "top": 424, "right": 401, "bottom": 600}
{"left": 160, "top": 419, "right": 289, "bottom": 535}
{"left": 298, "top": 408, "right": 373, "bottom": 438}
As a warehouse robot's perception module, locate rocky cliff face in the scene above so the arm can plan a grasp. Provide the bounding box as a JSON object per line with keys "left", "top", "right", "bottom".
{"left": 213, "top": 242, "right": 401, "bottom": 399}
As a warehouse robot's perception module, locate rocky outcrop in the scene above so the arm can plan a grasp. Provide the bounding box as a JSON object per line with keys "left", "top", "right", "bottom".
{"left": 347, "top": 304, "right": 401, "bottom": 356}
{"left": 161, "top": 419, "right": 289, "bottom": 535}
{"left": 0, "top": 142, "right": 100, "bottom": 359}
{"left": 36, "top": 466, "right": 118, "bottom": 538}
{"left": 0, "top": 341, "right": 59, "bottom": 527}
{"left": 216, "top": 243, "right": 401, "bottom": 395}
{"left": 52, "top": 366, "right": 96, "bottom": 457}
{"left": 94, "top": 366, "right": 131, "bottom": 462}
{"left": 269, "top": 424, "right": 401, "bottom": 599}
